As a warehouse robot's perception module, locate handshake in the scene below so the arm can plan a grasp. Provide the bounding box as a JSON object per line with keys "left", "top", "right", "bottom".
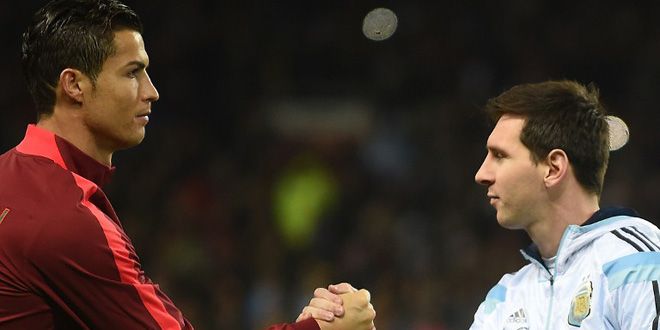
{"left": 297, "top": 283, "right": 376, "bottom": 330}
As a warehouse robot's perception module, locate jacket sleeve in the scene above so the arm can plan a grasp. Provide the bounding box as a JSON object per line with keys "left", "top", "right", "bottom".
{"left": 469, "top": 301, "right": 488, "bottom": 330}
{"left": 267, "top": 318, "right": 320, "bottom": 330}
{"left": 469, "top": 283, "right": 507, "bottom": 329}
{"left": 603, "top": 252, "right": 660, "bottom": 329}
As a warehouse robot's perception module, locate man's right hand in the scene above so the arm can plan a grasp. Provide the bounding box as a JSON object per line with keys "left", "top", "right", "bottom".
{"left": 300, "top": 286, "right": 376, "bottom": 330}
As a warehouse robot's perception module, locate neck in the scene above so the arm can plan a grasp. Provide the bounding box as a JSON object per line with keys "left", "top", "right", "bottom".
{"left": 526, "top": 188, "right": 599, "bottom": 258}
{"left": 37, "top": 111, "right": 113, "bottom": 166}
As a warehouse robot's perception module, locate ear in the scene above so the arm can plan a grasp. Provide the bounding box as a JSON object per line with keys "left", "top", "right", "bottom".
{"left": 543, "top": 149, "right": 569, "bottom": 188}
{"left": 58, "top": 68, "right": 86, "bottom": 105}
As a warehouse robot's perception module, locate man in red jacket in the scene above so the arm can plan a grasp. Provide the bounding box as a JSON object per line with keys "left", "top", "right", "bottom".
{"left": 0, "top": 0, "right": 375, "bottom": 329}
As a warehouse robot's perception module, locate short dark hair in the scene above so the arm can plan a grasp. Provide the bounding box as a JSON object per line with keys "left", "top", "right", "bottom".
{"left": 21, "top": 0, "right": 142, "bottom": 115}
{"left": 485, "top": 80, "right": 610, "bottom": 195}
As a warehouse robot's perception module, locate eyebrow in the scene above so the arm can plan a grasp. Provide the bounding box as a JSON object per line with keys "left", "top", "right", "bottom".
{"left": 125, "top": 60, "right": 147, "bottom": 69}
{"left": 486, "top": 145, "right": 507, "bottom": 155}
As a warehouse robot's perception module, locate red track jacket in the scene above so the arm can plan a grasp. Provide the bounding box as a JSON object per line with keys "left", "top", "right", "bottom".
{"left": 0, "top": 125, "right": 318, "bottom": 330}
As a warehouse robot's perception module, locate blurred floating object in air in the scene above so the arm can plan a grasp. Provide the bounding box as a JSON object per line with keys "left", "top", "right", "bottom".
{"left": 605, "top": 115, "right": 629, "bottom": 151}
{"left": 363, "top": 8, "right": 398, "bottom": 41}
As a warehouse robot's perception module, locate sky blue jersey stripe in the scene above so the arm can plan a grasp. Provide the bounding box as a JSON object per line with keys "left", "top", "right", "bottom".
{"left": 483, "top": 284, "right": 506, "bottom": 314}
{"left": 603, "top": 252, "right": 660, "bottom": 291}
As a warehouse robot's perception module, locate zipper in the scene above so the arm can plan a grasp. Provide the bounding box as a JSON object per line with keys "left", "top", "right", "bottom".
{"left": 520, "top": 253, "right": 555, "bottom": 330}
{"left": 544, "top": 276, "right": 554, "bottom": 330}
{"left": 519, "top": 225, "right": 577, "bottom": 330}
{"left": 543, "top": 225, "right": 575, "bottom": 330}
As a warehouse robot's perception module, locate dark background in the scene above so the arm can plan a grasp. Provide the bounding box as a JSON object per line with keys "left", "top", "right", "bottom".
{"left": 2, "top": 1, "right": 659, "bottom": 329}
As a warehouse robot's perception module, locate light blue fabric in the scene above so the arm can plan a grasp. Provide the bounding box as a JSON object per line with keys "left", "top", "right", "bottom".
{"left": 483, "top": 284, "right": 506, "bottom": 314}
{"left": 603, "top": 252, "right": 660, "bottom": 291}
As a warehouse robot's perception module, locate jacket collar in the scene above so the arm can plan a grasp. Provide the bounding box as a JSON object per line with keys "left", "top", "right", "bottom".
{"left": 580, "top": 206, "right": 639, "bottom": 226}
{"left": 521, "top": 206, "right": 640, "bottom": 270}
{"left": 16, "top": 124, "right": 115, "bottom": 187}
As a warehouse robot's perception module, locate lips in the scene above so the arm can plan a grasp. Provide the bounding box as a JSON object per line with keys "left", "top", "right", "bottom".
{"left": 135, "top": 112, "right": 150, "bottom": 125}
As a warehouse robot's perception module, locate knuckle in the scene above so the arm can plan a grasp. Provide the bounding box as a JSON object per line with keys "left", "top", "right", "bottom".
{"left": 310, "top": 297, "right": 323, "bottom": 307}
{"left": 356, "top": 290, "right": 370, "bottom": 304}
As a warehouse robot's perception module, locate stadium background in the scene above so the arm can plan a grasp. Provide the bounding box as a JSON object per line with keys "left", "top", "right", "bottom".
{"left": 2, "top": 1, "right": 659, "bottom": 328}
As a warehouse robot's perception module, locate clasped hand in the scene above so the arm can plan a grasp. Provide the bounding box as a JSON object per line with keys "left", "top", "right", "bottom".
{"left": 297, "top": 283, "right": 376, "bottom": 330}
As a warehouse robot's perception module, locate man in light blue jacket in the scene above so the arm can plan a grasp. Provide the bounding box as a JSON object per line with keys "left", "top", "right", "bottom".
{"left": 471, "top": 80, "right": 659, "bottom": 329}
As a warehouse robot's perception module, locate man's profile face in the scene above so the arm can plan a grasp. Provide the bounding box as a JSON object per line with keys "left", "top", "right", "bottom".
{"left": 81, "top": 29, "right": 159, "bottom": 152}
{"left": 474, "top": 114, "right": 547, "bottom": 230}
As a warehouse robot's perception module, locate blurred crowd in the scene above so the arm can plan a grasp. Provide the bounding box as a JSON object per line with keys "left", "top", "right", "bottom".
{"left": 2, "top": 0, "right": 659, "bottom": 329}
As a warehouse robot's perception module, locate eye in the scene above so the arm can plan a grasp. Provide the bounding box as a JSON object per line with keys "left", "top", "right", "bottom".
{"left": 128, "top": 68, "right": 140, "bottom": 78}
{"left": 493, "top": 151, "right": 506, "bottom": 160}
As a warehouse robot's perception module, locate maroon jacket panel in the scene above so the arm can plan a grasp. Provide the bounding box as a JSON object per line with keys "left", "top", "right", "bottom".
{"left": 0, "top": 125, "right": 192, "bottom": 329}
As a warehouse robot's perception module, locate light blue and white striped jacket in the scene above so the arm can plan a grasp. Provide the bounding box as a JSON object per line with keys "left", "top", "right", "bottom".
{"left": 470, "top": 207, "right": 660, "bottom": 330}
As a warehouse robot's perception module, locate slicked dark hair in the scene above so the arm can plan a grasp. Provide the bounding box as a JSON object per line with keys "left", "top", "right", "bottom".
{"left": 21, "top": 0, "right": 142, "bottom": 115}
{"left": 485, "top": 80, "right": 610, "bottom": 195}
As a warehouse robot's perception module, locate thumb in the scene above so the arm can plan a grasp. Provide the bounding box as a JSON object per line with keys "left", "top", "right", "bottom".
{"left": 329, "top": 282, "right": 357, "bottom": 294}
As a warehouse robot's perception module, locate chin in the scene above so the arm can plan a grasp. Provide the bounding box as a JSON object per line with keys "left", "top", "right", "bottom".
{"left": 129, "top": 128, "right": 146, "bottom": 144}
{"left": 114, "top": 133, "right": 146, "bottom": 150}
{"left": 128, "top": 134, "right": 146, "bottom": 147}
{"left": 496, "top": 214, "right": 523, "bottom": 230}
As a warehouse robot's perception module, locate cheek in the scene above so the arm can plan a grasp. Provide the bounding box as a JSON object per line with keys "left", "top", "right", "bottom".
{"left": 115, "top": 82, "right": 138, "bottom": 102}
{"left": 502, "top": 163, "right": 542, "bottom": 195}
{"left": 105, "top": 78, "right": 138, "bottom": 103}
{"left": 109, "top": 88, "right": 139, "bottom": 118}
{"left": 511, "top": 169, "right": 545, "bottom": 203}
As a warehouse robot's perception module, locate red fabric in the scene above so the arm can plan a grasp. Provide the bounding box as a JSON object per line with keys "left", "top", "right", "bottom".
{"left": 72, "top": 174, "right": 183, "bottom": 329}
{"left": 0, "top": 125, "right": 192, "bottom": 329}
{"left": 267, "top": 318, "right": 320, "bottom": 330}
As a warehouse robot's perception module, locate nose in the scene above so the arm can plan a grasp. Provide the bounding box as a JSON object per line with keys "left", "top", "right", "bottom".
{"left": 143, "top": 72, "right": 159, "bottom": 103}
{"left": 474, "top": 157, "right": 493, "bottom": 186}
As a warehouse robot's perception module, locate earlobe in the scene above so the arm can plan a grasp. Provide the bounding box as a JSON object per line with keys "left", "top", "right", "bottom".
{"left": 59, "top": 69, "right": 85, "bottom": 104}
{"left": 544, "top": 149, "right": 569, "bottom": 187}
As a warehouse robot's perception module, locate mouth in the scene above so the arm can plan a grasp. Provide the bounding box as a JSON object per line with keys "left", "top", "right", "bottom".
{"left": 487, "top": 194, "right": 499, "bottom": 205}
{"left": 135, "top": 111, "right": 151, "bottom": 125}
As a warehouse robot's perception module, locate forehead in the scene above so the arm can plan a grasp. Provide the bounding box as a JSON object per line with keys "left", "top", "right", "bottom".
{"left": 487, "top": 114, "right": 526, "bottom": 149}
{"left": 104, "top": 29, "right": 148, "bottom": 66}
